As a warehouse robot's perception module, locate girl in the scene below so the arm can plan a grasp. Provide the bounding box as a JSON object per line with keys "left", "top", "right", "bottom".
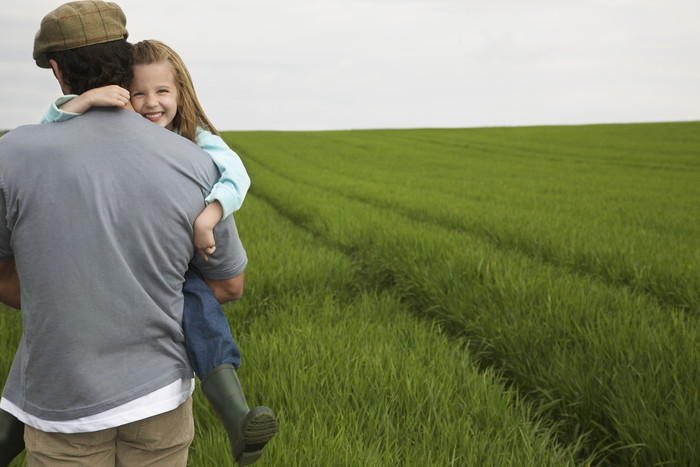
{"left": 1, "top": 40, "right": 276, "bottom": 466}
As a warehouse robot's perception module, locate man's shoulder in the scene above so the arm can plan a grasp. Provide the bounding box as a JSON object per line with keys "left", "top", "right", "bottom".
{"left": 0, "top": 123, "right": 46, "bottom": 152}
{"left": 1, "top": 123, "right": 45, "bottom": 138}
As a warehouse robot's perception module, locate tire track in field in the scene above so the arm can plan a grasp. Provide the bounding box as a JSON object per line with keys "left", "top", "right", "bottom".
{"left": 243, "top": 149, "right": 697, "bottom": 315}
{"left": 312, "top": 131, "right": 699, "bottom": 314}
{"left": 344, "top": 188, "right": 697, "bottom": 314}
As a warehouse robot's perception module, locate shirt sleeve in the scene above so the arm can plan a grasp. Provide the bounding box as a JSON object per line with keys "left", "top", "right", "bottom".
{"left": 40, "top": 95, "right": 82, "bottom": 124}
{"left": 195, "top": 128, "right": 251, "bottom": 221}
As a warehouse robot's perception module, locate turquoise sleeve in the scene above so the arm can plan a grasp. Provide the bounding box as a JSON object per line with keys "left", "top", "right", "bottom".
{"left": 196, "top": 128, "right": 251, "bottom": 221}
{"left": 40, "top": 95, "right": 82, "bottom": 124}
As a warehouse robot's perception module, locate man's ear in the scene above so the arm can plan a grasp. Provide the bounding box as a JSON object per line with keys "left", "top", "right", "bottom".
{"left": 49, "top": 59, "right": 71, "bottom": 95}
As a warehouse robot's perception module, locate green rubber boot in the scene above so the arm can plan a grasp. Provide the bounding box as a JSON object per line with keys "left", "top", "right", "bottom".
{"left": 0, "top": 409, "right": 25, "bottom": 467}
{"left": 201, "top": 364, "right": 277, "bottom": 466}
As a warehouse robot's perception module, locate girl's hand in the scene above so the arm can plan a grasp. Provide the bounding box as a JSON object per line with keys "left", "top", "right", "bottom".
{"left": 194, "top": 227, "right": 216, "bottom": 261}
{"left": 59, "top": 85, "right": 131, "bottom": 114}
{"left": 193, "top": 201, "right": 224, "bottom": 261}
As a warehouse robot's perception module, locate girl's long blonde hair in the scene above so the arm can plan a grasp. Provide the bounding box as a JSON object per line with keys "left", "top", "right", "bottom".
{"left": 130, "top": 40, "right": 219, "bottom": 143}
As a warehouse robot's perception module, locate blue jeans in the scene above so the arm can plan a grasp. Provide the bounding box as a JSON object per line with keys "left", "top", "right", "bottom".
{"left": 182, "top": 265, "right": 241, "bottom": 377}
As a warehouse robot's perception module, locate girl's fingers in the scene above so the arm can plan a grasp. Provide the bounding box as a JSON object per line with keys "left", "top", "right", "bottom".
{"left": 195, "top": 245, "right": 216, "bottom": 262}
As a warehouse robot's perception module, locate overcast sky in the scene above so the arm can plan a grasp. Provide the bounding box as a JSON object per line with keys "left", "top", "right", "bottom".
{"left": 1, "top": 0, "right": 698, "bottom": 131}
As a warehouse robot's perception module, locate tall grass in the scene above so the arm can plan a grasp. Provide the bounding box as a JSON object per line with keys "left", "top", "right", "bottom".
{"left": 224, "top": 122, "right": 700, "bottom": 465}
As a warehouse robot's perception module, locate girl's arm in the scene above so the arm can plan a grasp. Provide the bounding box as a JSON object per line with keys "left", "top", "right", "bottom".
{"left": 194, "top": 200, "right": 223, "bottom": 260}
{"left": 193, "top": 128, "right": 251, "bottom": 261}
{"left": 40, "top": 95, "right": 80, "bottom": 123}
{"left": 40, "top": 86, "right": 131, "bottom": 124}
{"left": 59, "top": 86, "right": 130, "bottom": 114}
{"left": 196, "top": 129, "right": 251, "bottom": 218}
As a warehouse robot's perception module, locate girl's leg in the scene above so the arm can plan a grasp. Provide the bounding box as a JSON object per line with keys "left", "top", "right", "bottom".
{"left": 182, "top": 265, "right": 277, "bottom": 465}
{"left": 201, "top": 365, "right": 277, "bottom": 466}
{"left": 182, "top": 265, "right": 241, "bottom": 376}
{"left": 0, "top": 408, "right": 25, "bottom": 466}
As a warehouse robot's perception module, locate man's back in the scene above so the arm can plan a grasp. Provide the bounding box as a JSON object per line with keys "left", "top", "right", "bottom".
{"left": 0, "top": 108, "right": 246, "bottom": 421}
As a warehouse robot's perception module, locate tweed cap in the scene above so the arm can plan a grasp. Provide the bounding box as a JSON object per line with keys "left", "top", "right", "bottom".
{"left": 33, "top": 1, "right": 128, "bottom": 68}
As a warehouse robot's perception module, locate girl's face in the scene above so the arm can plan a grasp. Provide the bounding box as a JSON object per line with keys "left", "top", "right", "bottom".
{"left": 129, "top": 62, "right": 178, "bottom": 130}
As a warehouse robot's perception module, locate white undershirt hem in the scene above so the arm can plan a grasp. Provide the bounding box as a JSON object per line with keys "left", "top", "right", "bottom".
{"left": 0, "top": 378, "right": 195, "bottom": 433}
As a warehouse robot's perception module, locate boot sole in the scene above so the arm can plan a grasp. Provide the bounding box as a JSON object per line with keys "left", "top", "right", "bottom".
{"left": 236, "top": 406, "right": 278, "bottom": 466}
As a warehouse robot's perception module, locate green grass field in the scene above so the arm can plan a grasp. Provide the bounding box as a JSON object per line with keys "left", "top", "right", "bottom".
{"left": 2, "top": 121, "right": 698, "bottom": 465}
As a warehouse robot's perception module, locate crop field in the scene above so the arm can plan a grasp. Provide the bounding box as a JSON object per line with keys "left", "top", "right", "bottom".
{"left": 2, "top": 121, "right": 699, "bottom": 465}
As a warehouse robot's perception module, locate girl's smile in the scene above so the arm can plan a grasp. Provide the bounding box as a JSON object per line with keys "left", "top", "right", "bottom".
{"left": 129, "top": 62, "right": 178, "bottom": 130}
{"left": 144, "top": 112, "right": 165, "bottom": 122}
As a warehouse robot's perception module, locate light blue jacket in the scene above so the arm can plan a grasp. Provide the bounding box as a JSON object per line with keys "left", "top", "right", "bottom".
{"left": 42, "top": 96, "right": 250, "bottom": 219}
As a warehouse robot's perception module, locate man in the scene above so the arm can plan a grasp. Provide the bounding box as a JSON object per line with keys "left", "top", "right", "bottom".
{"left": 0, "top": 1, "right": 246, "bottom": 464}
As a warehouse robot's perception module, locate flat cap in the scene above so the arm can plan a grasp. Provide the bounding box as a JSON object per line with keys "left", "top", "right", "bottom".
{"left": 33, "top": 1, "right": 128, "bottom": 68}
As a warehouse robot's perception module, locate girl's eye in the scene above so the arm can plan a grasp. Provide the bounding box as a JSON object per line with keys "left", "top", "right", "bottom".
{"left": 132, "top": 92, "right": 144, "bottom": 97}
{"left": 158, "top": 89, "right": 169, "bottom": 94}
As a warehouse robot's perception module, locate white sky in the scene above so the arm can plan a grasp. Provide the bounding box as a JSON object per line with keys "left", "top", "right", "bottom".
{"left": 1, "top": 0, "right": 698, "bottom": 131}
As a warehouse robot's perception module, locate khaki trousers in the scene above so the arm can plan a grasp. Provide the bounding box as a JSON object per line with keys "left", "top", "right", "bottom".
{"left": 24, "top": 397, "right": 194, "bottom": 467}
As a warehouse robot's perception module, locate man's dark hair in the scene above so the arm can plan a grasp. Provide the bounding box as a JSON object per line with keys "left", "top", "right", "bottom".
{"left": 47, "top": 39, "right": 133, "bottom": 95}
